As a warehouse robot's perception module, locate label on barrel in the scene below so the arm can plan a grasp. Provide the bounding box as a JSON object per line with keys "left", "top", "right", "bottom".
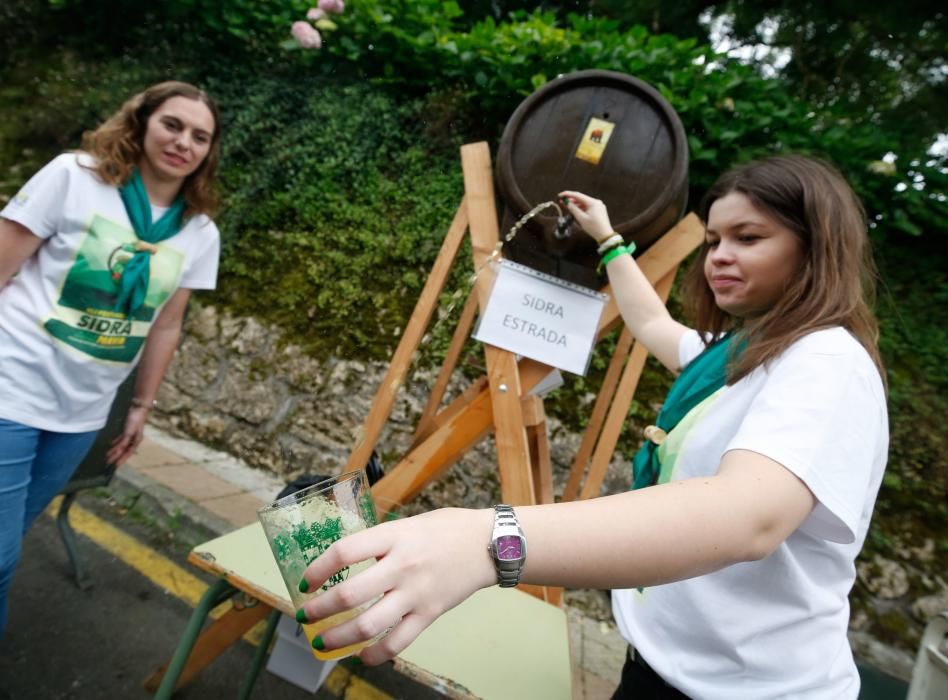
{"left": 473, "top": 260, "right": 607, "bottom": 375}
{"left": 575, "top": 117, "right": 615, "bottom": 165}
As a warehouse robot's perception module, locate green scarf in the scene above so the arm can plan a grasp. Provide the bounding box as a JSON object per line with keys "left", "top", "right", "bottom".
{"left": 114, "top": 169, "right": 186, "bottom": 317}
{"left": 631, "top": 334, "right": 735, "bottom": 490}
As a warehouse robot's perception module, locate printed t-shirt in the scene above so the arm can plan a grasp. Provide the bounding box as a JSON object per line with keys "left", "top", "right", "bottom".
{"left": 0, "top": 153, "right": 220, "bottom": 432}
{"left": 612, "top": 327, "right": 888, "bottom": 700}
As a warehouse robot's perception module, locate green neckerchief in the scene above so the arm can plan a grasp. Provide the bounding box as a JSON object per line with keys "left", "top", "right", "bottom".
{"left": 631, "top": 334, "right": 737, "bottom": 490}
{"left": 114, "top": 169, "right": 186, "bottom": 317}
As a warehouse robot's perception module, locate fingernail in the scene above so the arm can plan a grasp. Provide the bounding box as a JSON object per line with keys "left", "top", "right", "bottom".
{"left": 295, "top": 608, "right": 308, "bottom": 624}
{"left": 298, "top": 578, "right": 309, "bottom": 593}
{"left": 312, "top": 635, "right": 325, "bottom": 651}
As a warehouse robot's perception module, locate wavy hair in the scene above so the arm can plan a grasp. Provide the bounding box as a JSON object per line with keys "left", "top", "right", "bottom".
{"left": 80, "top": 81, "right": 221, "bottom": 219}
{"left": 681, "top": 155, "right": 885, "bottom": 386}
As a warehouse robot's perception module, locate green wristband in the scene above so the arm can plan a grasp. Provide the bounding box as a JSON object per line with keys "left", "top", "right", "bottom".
{"left": 600, "top": 243, "right": 634, "bottom": 268}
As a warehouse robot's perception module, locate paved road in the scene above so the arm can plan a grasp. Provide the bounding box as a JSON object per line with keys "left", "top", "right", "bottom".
{"left": 0, "top": 493, "right": 442, "bottom": 700}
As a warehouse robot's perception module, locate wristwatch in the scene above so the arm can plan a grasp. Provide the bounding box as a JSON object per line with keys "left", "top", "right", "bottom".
{"left": 488, "top": 504, "right": 527, "bottom": 588}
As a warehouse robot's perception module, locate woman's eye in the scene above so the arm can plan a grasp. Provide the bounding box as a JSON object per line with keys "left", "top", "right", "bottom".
{"left": 705, "top": 239, "right": 719, "bottom": 247}
{"left": 738, "top": 234, "right": 760, "bottom": 243}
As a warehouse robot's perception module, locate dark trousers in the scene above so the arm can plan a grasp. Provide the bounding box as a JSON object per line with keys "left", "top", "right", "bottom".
{"left": 611, "top": 648, "right": 691, "bottom": 700}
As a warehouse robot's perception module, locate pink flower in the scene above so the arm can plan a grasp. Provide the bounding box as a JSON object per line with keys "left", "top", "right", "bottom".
{"left": 291, "top": 21, "right": 322, "bottom": 49}
{"left": 306, "top": 7, "right": 326, "bottom": 21}
{"left": 317, "top": 0, "right": 345, "bottom": 14}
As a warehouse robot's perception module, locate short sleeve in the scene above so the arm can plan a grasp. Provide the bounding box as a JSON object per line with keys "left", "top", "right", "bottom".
{"left": 0, "top": 154, "right": 74, "bottom": 239}
{"left": 178, "top": 218, "right": 220, "bottom": 290}
{"left": 725, "top": 333, "right": 887, "bottom": 543}
{"left": 678, "top": 329, "right": 708, "bottom": 368}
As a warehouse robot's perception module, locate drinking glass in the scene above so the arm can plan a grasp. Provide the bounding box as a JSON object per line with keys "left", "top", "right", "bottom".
{"left": 257, "top": 469, "right": 380, "bottom": 660}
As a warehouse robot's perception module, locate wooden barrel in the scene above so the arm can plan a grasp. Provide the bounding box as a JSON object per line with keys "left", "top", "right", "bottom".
{"left": 496, "top": 70, "right": 689, "bottom": 289}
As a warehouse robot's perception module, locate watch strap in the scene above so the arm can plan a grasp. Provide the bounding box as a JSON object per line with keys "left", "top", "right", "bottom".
{"left": 489, "top": 504, "right": 526, "bottom": 588}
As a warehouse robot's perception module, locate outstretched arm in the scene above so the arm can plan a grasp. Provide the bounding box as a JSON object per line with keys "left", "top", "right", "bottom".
{"left": 299, "top": 451, "right": 815, "bottom": 665}
{"left": 559, "top": 190, "right": 691, "bottom": 372}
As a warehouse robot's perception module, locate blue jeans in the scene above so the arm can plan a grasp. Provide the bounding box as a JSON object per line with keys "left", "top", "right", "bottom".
{"left": 0, "top": 419, "right": 98, "bottom": 638}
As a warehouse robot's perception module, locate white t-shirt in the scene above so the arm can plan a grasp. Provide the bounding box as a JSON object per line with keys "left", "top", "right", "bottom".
{"left": 0, "top": 153, "right": 220, "bottom": 432}
{"left": 612, "top": 327, "right": 888, "bottom": 699}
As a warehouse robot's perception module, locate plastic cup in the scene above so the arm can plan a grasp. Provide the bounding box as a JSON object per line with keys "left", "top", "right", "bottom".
{"left": 257, "top": 470, "right": 380, "bottom": 660}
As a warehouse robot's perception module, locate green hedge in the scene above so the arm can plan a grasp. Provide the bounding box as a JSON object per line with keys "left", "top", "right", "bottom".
{"left": 203, "top": 74, "right": 468, "bottom": 358}
{"left": 29, "top": 0, "right": 946, "bottom": 242}
{"left": 322, "top": 1, "right": 947, "bottom": 241}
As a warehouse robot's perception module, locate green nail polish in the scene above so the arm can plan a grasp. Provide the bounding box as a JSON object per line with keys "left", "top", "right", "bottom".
{"left": 312, "top": 635, "right": 325, "bottom": 651}
{"left": 298, "top": 578, "right": 309, "bottom": 593}
{"left": 295, "top": 608, "right": 308, "bottom": 624}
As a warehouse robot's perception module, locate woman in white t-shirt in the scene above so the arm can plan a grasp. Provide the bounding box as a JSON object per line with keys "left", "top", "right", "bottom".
{"left": 293, "top": 156, "right": 888, "bottom": 699}
{"left": 0, "top": 81, "right": 222, "bottom": 637}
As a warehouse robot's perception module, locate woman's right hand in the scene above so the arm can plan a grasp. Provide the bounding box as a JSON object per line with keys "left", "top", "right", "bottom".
{"left": 298, "top": 507, "right": 496, "bottom": 665}
{"left": 558, "top": 190, "right": 615, "bottom": 244}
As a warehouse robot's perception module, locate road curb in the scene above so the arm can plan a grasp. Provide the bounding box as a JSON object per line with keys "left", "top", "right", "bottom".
{"left": 108, "top": 466, "right": 236, "bottom": 548}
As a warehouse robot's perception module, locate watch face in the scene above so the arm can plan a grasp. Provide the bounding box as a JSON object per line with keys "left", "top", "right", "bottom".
{"left": 496, "top": 535, "right": 523, "bottom": 561}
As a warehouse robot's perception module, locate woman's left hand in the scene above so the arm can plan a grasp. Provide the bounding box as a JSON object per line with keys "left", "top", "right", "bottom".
{"left": 298, "top": 507, "right": 496, "bottom": 665}
{"left": 106, "top": 406, "right": 150, "bottom": 465}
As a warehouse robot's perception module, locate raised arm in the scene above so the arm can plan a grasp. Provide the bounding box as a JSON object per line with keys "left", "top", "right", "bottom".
{"left": 299, "top": 451, "right": 815, "bottom": 664}
{"left": 559, "top": 190, "right": 691, "bottom": 372}
{"left": 0, "top": 218, "right": 44, "bottom": 288}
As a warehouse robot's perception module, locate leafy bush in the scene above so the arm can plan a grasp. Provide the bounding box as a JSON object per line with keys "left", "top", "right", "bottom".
{"left": 31, "top": 1, "right": 944, "bottom": 240}
{"left": 324, "top": 1, "right": 946, "bottom": 240}
{"left": 203, "top": 73, "right": 468, "bottom": 358}
{"left": 44, "top": 0, "right": 311, "bottom": 48}
{"left": 873, "top": 238, "right": 948, "bottom": 541}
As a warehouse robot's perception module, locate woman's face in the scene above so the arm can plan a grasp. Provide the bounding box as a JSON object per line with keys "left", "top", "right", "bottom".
{"left": 140, "top": 95, "right": 215, "bottom": 186}
{"left": 703, "top": 191, "right": 805, "bottom": 318}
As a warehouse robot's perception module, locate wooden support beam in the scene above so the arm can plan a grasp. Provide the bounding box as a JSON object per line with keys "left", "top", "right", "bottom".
{"left": 412, "top": 290, "right": 479, "bottom": 449}
{"left": 144, "top": 602, "right": 273, "bottom": 692}
{"left": 371, "top": 358, "right": 553, "bottom": 515}
{"left": 346, "top": 200, "right": 470, "bottom": 474}
{"left": 562, "top": 326, "right": 633, "bottom": 501}
{"left": 579, "top": 269, "right": 676, "bottom": 500}
{"left": 522, "top": 395, "right": 553, "bottom": 505}
{"left": 462, "top": 142, "right": 535, "bottom": 507}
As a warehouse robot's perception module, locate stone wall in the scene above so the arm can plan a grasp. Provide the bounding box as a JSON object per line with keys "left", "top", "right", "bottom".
{"left": 152, "top": 302, "right": 630, "bottom": 515}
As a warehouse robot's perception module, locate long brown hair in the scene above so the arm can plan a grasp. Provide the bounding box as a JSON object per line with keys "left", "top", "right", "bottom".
{"left": 80, "top": 81, "right": 221, "bottom": 218}
{"left": 682, "top": 155, "right": 885, "bottom": 385}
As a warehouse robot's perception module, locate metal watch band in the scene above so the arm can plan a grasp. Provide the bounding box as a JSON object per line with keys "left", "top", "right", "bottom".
{"left": 490, "top": 504, "right": 526, "bottom": 588}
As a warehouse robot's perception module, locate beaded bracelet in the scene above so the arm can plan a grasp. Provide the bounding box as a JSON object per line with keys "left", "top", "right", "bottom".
{"left": 596, "top": 233, "right": 624, "bottom": 255}
{"left": 598, "top": 241, "right": 638, "bottom": 272}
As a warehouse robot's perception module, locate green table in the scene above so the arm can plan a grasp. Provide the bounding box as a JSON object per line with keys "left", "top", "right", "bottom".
{"left": 147, "top": 522, "right": 573, "bottom": 699}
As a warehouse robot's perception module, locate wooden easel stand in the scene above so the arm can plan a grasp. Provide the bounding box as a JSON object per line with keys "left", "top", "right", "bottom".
{"left": 344, "top": 142, "right": 703, "bottom": 604}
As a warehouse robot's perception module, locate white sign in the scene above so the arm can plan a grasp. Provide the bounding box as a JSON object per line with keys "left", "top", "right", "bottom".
{"left": 473, "top": 260, "right": 608, "bottom": 375}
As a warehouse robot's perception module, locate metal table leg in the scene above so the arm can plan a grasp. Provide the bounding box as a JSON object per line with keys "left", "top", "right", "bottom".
{"left": 56, "top": 491, "right": 93, "bottom": 590}
{"left": 153, "top": 577, "right": 237, "bottom": 700}
{"left": 237, "top": 608, "right": 282, "bottom": 700}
